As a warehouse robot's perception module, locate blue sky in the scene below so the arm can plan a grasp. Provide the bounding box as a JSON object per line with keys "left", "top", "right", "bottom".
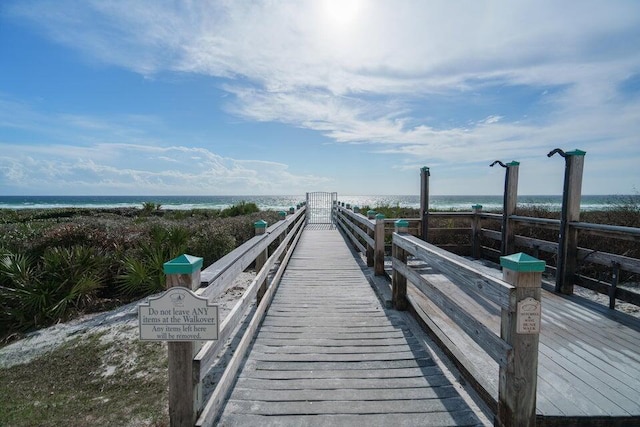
{"left": 1, "top": 0, "right": 639, "bottom": 196}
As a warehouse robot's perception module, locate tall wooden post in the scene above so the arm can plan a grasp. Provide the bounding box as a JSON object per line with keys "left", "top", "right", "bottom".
{"left": 366, "top": 210, "right": 376, "bottom": 267}
{"left": 254, "top": 220, "right": 268, "bottom": 302}
{"left": 392, "top": 220, "right": 409, "bottom": 310}
{"left": 374, "top": 213, "right": 386, "bottom": 276}
{"left": 498, "top": 253, "right": 544, "bottom": 427}
{"left": 164, "top": 254, "right": 203, "bottom": 427}
{"left": 420, "top": 166, "right": 430, "bottom": 242}
{"left": 471, "top": 204, "right": 483, "bottom": 259}
{"left": 502, "top": 161, "right": 520, "bottom": 256}
{"left": 550, "top": 149, "right": 586, "bottom": 295}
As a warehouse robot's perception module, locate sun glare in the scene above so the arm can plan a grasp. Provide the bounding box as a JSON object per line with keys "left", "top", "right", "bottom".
{"left": 321, "top": 0, "right": 362, "bottom": 27}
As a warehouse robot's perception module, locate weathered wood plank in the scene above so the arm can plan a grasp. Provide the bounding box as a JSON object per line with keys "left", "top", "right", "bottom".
{"left": 217, "top": 411, "right": 484, "bottom": 427}
{"left": 234, "top": 375, "right": 453, "bottom": 389}
{"left": 224, "top": 397, "right": 472, "bottom": 415}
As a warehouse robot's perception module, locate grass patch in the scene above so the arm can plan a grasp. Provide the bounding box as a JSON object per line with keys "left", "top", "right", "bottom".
{"left": 0, "top": 330, "right": 168, "bottom": 427}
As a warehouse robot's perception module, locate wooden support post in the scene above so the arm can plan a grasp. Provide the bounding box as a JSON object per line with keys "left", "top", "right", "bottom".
{"left": 254, "top": 220, "right": 268, "bottom": 303}
{"left": 498, "top": 253, "right": 545, "bottom": 427}
{"left": 278, "top": 212, "right": 287, "bottom": 261}
{"left": 553, "top": 149, "right": 586, "bottom": 295}
{"left": 392, "top": 220, "right": 409, "bottom": 310}
{"left": 164, "top": 254, "right": 204, "bottom": 427}
{"left": 502, "top": 161, "right": 520, "bottom": 256}
{"left": 366, "top": 210, "right": 376, "bottom": 267}
{"left": 471, "top": 204, "right": 483, "bottom": 259}
{"left": 374, "top": 213, "right": 385, "bottom": 276}
{"left": 420, "top": 166, "right": 430, "bottom": 242}
{"left": 609, "top": 262, "right": 620, "bottom": 310}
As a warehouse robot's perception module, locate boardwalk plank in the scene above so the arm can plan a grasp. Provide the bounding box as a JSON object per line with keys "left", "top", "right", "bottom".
{"left": 217, "top": 412, "right": 484, "bottom": 427}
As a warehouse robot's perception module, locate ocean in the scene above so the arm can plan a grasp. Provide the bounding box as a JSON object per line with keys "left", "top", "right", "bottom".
{"left": 0, "top": 194, "right": 634, "bottom": 212}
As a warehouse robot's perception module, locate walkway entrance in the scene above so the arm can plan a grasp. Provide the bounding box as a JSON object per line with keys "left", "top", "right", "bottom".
{"left": 305, "top": 191, "right": 337, "bottom": 225}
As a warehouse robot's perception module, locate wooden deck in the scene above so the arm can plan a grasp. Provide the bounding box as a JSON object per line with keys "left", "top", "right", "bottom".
{"left": 403, "top": 256, "right": 640, "bottom": 426}
{"left": 217, "top": 227, "right": 489, "bottom": 426}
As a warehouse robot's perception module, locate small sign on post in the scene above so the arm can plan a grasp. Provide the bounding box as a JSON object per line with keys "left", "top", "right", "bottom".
{"left": 517, "top": 297, "right": 541, "bottom": 334}
{"left": 139, "top": 288, "right": 219, "bottom": 341}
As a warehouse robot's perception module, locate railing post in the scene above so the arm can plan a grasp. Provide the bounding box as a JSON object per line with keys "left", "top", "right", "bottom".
{"left": 609, "top": 262, "right": 620, "bottom": 310}
{"left": 392, "top": 220, "right": 409, "bottom": 310}
{"left": 498, "top": 253, "right": 545, "bottom": 427}
{"left": 420, "top": 166, "right": 430, "bottom": 242}
{"left": 254, "top": 220, "right": 268, "bottom": 302}
{"left": 374, "top": 213, "right": 386, "bottom": 276}
{"left": 550, "top": 149, "right": 586, "bottom": 295}
{"left": 366, "top": 210, "right": 376, "bottom": 267}
{"left": 503, "top": 161, "right": 520, "bottom": 256}
{"left": 164, "top": 254, "right": 203, "bottom": 427}
{"left": 289, "top": 206, "right": 295, "bottom": 215}
{"left": 278, "top": 212, "right": 287, "bottom": 261}
{"left": 471, "top": 204, "right": 483, "bottom": 259}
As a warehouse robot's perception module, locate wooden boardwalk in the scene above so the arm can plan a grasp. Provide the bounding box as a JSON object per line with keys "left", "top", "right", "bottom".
{"left": 404, "top": 256, "right": 640, "bottom": 426}
{"left": 217, "top": 227, "right": 489, "bottom": 426}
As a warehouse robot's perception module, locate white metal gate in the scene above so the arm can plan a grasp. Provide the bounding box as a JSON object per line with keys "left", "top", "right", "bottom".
{"left": 306, "top": 192, "right": 337, "bottom": 224}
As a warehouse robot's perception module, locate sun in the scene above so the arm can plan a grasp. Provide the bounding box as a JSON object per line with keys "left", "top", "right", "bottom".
{"left": 321, "top": 0, "right": 363, "bottom": 27}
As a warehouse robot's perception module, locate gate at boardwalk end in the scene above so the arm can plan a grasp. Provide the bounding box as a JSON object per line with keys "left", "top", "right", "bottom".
{"left": 306, "top": 192, "right": 337, "bottom": 225}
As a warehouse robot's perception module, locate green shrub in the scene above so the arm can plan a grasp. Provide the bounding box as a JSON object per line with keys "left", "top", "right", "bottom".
{"left": 117, "top": 225, "right": 189, "bottom": 296}
{"left": 221, "top": 201, "right": 260, "bottom": 217}
{"left": 0, "top": 246, "right": 107, "bottom": 334}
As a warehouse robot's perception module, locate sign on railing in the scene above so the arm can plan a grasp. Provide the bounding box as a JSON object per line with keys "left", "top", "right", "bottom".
{"left": 139, "top": 288, "right": 219, "bottom": 341}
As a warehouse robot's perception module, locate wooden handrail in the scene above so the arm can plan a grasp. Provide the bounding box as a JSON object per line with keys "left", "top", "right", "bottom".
{"left": 392, "top": 231, "right": 542, "bottom": 427}
{"left": 197, "top": 207, "right": 306, "bottom": 300}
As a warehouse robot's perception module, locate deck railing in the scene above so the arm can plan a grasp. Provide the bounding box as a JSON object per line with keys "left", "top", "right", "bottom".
{"left": 391, "top": 223, "right": 544, "bottom": 427}
{"left": 334, "top": 203, "right": 640, "bottom": 310}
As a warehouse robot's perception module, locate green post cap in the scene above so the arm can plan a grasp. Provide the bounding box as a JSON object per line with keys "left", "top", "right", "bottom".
{"left": 353, "top": 206, "right": 360, "bottom": 213}
{"left": 421, "top": 166, "right": 430, "bottom": 172}
{"left": 367, "top": 210, "right": 376, "bottom": 215}
{"left": 395, "top": 219, "right": 409, "bottom": 228}
{"left": 278, "top": 211, "right": 286, "bottom": 219}
{"left": 375, "top": 213, "right": 385, "bottom": 220}
{"left": 289, "top": 206, "right": 295, "bottom": 212}
{"left": 567, "top": 149, "right": 586, "bottom": 156}
{"left": 163, "top": 254, "right": 203, "bottom": 275}
{"left": 507, "top": 161, "right": 520, "bottom": 166}
{"left": 500, "top": 252, "right": 546, "bottom": 272}
{"left": 254, "top": 220, "right": 268, "bottom": 229}
{"left": 472, "top": 204, "right": 483, "bottom": 209}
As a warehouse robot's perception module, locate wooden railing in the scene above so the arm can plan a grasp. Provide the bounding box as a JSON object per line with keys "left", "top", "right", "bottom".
{"left": 334, "top": 202, "right": 640, "bottom": 310}
{"left": 162, "top": 205, "right": 306, "bottom": 426}
{"left": 391, "top": 223, "right": 544, "bottom": 427}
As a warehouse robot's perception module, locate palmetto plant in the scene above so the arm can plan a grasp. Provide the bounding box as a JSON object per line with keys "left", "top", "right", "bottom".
{"left": 0, "top": 246, "right": 106, "bottom": 333}
{"left": 117, "top": 225, "right": 189, "bottom": 296}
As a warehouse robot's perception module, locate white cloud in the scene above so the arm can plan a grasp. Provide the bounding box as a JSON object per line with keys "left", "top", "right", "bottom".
{"left": 0, "top": 142, "right": 328, "bottom": 195}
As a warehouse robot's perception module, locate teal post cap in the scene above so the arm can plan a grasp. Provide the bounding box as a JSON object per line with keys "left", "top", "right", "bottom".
{"left": 500, "top": 252, "right": 546, "bottom": 272}
{"left": 289, "top": 206, "right": 295, "bottom": 211}
{"left": 567, "top": 149, "right": 586, "bottom": 156}
{"left": 367, "top": 210, "right": 376, "bottom": 215}
{"left": 278, "top": 210, "right": 286, "bottom": 217}
{"left": 472, "top": 204, "right": 483, "bottom": 209}
{"left": 375, "top": 213, "right": 385, "bottom": 220}
{"left": 395, "top": 219, "right": 409, "bottom": 228}
{"left": 163, "top": 254, "right": 203, "bottom": 275}
{"left": 507, "top": 161, "right": 520, "bottom": 166}
{"left": 421, "top": 166, "right": 430, "bottom": 172}
{"left": 254, "top": 220, "right": 268, "bottom": 228}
